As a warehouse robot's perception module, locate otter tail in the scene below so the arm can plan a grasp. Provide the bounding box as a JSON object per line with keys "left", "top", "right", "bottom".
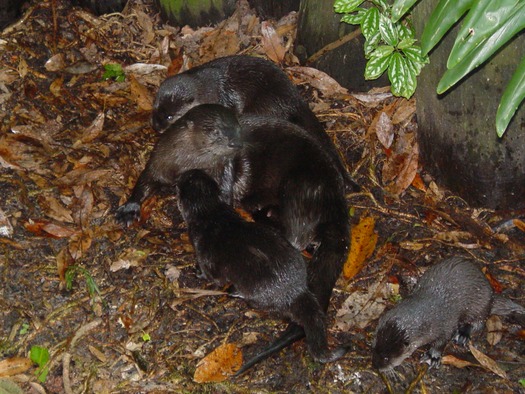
{"left": 491, "top": 295, "right": 525, "bottom": 326}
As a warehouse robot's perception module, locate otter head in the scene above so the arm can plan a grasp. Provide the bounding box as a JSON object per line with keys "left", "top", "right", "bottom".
{"left": 372, "top": 320, "right": 411, "bottom": 372}
{"left": 152, "top": 73, "right": 220, "bottom": 132}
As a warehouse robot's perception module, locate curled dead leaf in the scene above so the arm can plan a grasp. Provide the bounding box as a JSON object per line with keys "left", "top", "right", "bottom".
{"left": 369, "top": 111, "right": 393, "bottom": 149}
{"left": 193, "top": 343, "right": 242, "bottom": 383}
{"left": 468, "top": 343, "right": 507, "bottom": 379}
{"left": 261, "top": 21, "right": 286, "bottom": 64}
{"left": 0, "top": 357, "right": 33, "bottom": 377}
{"left": 486, "top": 315, "right": 503, "bottom": 346}
{"left": 344, "top": 216, "right": 378, "bottom": 279}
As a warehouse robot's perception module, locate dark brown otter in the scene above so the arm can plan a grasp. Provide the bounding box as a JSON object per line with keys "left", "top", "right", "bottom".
{"left": 151, "top": 55, "right": 357, "bottom": 191}
{"left": 372, "top": 257, "right": 525, "bottom": 372}
{"left": 116, "top": 106, "right": 350, "bottom": 372}
{"left": 177, "top": 169, "right": 348, "bottom": 364}
{"left": 115, "top": 104, "right": 242, "bottom": 226}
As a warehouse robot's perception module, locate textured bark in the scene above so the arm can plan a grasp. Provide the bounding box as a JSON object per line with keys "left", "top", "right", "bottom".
{"left": 413, "top": 1, "right": 525, "bottom": 210}
{"left": 155, "top": 0, "right": 236, "bottom": 28}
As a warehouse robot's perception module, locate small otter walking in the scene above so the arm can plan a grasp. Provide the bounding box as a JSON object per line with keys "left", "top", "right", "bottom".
{"left": 177, "top": 169, "right": 348, "bottom": 364}
{"left": 373, "top": 257, "right": 525, "bottom": 372}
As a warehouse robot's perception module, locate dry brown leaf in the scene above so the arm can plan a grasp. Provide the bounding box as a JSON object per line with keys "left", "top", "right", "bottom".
{"left": 513, "top": 219, "right": 525, "bottom": 232}
{"left": 76, "top": 187, "right": 94, "bottom": 229}
{"left": 0, "top": 208, "right": 14, "bottom": 238}
{"left": 399, "top": 240, "right": 429, "bottom": 250}
{"left": 369, "top": 111, "right": 394, "bottom": 149}
{"left": 0, "top": 357, "right": 33, "bottom": 377}
{"left": 18, "top": 57, "right": 28, "bottom": 78}
{"left": 287, "top": 66, "right": 348, "bottom": 97}
{"left": 384, "top": 142, "right": 419, "bottom": 196}
{"left": 193, "top": 343, "right": 243, "bottom": 383}
{"left": 135, "top": 10, "right": 155, "bottom": 45}
{"left": 110, "top": 248, "right": 149, "bottom": 272}
{"left": 129, "top": 74, "right": 153, "bottom": 112}
{"left": 260, "top": 21, "right": 286, "bottom": 64}
{"left": 411, "top": 173, "right": 427, "bottom": 192}
{"left": 49, "top": 76, "right": 64, "bottom": 97}
{"left": 55, "top": 168, "right": 110, "bottom": 186}
{"left": 468, "top": 343, "right": 507, "bottom": 379}
{"left": 56, "top": 246, "right": 73, "bottom": 282}
{"left": 391, "top": 98, "right": 416, "bottom": 125}
{"left": 344, "top": 216, "right": 378, "bottom": 279}
{"left": 74, "top": 112, "right": 105, "bottom": 147}
{"left": 486, "top": 315, "right": 503, "bottom": 346}
{"left": 39, "top": 194, "right": 74, "bottom": 223}
{"left": 441, "top": 354, "right": 476, "bottom": 369}
{"left": 68, "top": 230, "right": 93, "bottom": 260}
{"left": 45, "top": 53, "right": 66, "bottom": 72}
{"left": 24, "top": 220, "right": 78, "bottom": 238}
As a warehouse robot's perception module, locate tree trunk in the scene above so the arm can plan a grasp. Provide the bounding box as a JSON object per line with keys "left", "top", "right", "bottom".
{"left": 155, "top": 0, "right": 236, "bottom": 28}
{"left": 295, "top": 0, "right": 388, "bottom": 92}
{"left": 413, "top": 1, "right": 525, "bottom": 210}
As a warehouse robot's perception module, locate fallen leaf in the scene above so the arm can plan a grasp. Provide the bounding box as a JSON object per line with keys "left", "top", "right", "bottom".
{"left": 384, "top": 142, "right": 419, "bottom": 196}
{"left": 369, "top": 111, "right": 394, "bottom": 149}
{"left": 193, "top": 343, "right": 242, "bottom": 383}
{"left": 514, "top": 219, "right": 525, "bottom": 232}
{"left": 468, "top": 343, "right": 507, "bottom": 379}
{"left": 260, "top": 21, "right": 286, "bottom": 64}
{"left": 0, "top": 357, "right": 33, "bottom": 377}
{"left": 129, "top": 74, "right": 153, "bottom": 111}
{"left": 110, "top": 248, "right": 149, "bottom": 272}
{"left": 73, "top": 112, "right": 105, "bottom": 147}
{"left": 68, "top": 230, "right": 93, "bottom": 260}
{"left": 344, "top": 216, "right": 377, "bottom": 279}
{"left": 287, "top": 66, "right": 348, "bottom": 98}
{"left": 411, "top": 173, "right": 426, "bottom": 192}
{"left": 441, "top": 354, "right": 476, "bottom": 369}
{"left": 391, "top": 98, "right": 416, "bottom": 125}
{"left": 0, "top": 208, "right": 14, "bottom": 238}
{"left": 0, "top": 378, "right": 24, "bottom": 394}
{"left": 486, "top": 315, "right": 503, "bottom": 346}
{"left": 24, "top": 220, "right": 78, "bottom": 238}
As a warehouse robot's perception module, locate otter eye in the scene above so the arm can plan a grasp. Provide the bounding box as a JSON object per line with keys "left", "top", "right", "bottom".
{"left": 166, "top": 115, "right": 174, "bottom": 122}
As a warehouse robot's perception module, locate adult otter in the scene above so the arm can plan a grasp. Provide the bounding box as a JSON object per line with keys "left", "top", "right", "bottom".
{"left": 152, "top": 55, "right": 356, "bottom": 190}
{"left": 116, "top": 106, "right": 350, "bottom": 372}
{"left": 372, "top": 257, "right": 525, "bottom": 372}
{"left": 115, "top": 104, "right": 242, "bottom": 225}
{"left": 177, "top": 169, "right": 348, "bottom": 364}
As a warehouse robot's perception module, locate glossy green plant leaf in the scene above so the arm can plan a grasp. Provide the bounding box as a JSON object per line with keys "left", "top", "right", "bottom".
{"left": 389, "top": 52, "right": 417, "bottom": 98}
{"left": 362, "top": 7, "right": 380, "bottom": 40}
{"left": 334, "top": 0, "right": 365, "bottom": 13}
{"left": 420, "top": 0, "right": 475, "bottom": 56}
{"left": 379, "top": 14, "right": 399, "bottom": 46}
{"left": 364, "top": 30, "right": 381, "bottom": 57}
{"left": 496, "top": 55, "right": 525, "bottom": 137}
{"left": 365, "top": 49, "right": 393, "bottom": 79}
{"left": 341, "top": 8, "right": 367, "bottom": 24}
{"left": 437, "top": 2, "right": 525, "bottom": 94}
{"left": 447, "top": 0, "right": 519, "bottom": 68}
{"left": 391, "top": 0, "right": 419, "bottom": 22}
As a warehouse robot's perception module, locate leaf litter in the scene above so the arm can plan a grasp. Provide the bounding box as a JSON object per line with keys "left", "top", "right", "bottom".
{"left": 0, "top": 0, "right": 523, "bottom": 393}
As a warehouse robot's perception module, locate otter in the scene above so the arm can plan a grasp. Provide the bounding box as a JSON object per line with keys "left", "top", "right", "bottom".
{"left": 372, "top": 257, "right": 525, "bottom": 372}
{"left": 177, "top": 169, "right": 349, "bottom": 364}
{"left": 151, "top": 55, "right": 357, "bottom": 191}
{"left": 115, "top": 104, "right": 242, "bottom": 226}
{"left": 116, "top": 106, "right": 350, "bottom": 372}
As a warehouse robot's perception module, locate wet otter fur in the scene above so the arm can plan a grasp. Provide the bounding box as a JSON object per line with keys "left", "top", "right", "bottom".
{"left": 372, "top": 257, "right": 525, "bottom": 372}
{"left": 115, "top": 104, "right": 242, "bottom": 226}
{"left": 116, "top": 106, "right": 350, "bottom": 372}
{"left": 152, "top": 55, "right": 356, "bottom": 190}
{"left": 177, "top": 169, "right": 348, "bottom": 364}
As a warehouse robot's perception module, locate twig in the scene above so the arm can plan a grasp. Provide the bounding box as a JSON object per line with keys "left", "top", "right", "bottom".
{"left": 307, "top": 28, "right": 362, "bottom": 65}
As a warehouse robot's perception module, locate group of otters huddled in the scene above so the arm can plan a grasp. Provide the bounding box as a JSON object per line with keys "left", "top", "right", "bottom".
{"left": 115, "top": 55, "right": 525, "bottom": 378}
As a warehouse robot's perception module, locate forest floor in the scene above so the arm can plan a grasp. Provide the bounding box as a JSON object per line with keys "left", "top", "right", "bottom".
{"left": 0, "top": 1, "right": 524, "bottom": 393}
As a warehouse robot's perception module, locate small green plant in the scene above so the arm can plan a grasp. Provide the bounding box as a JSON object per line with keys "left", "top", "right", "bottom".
{"left": 334, "top": 0, "right": 429, "bottom": 99}
{"left": 65, "top": 265, "right": 102, "bottom": 300}
{"left": 520, "top": 379, "right": 525, "bottom": 388}
{"left": 19, "top": 323, "right": 30, "bottom": 335}
{"left": 30, "top": 345, "right": 50, "bottom": 383}
{"left": 141, "top": 332, "right": 151, "bottom": 342}
{"left": 102, "top": 63, "right": 125, "bottom": 82}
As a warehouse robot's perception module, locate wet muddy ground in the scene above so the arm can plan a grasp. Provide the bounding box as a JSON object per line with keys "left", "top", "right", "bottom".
{"left": 0, "top": 1, "right": 524, "bottom": 393}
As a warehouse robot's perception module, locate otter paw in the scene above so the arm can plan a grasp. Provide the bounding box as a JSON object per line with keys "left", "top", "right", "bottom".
{"left": 421, "top": 349, "right": 442, "bottom": 369}
{"left": 115, "top": 202, "right": 141, "bottom": 227}
{"left": 452, "top": 324, "right": 472, "bottom": 347}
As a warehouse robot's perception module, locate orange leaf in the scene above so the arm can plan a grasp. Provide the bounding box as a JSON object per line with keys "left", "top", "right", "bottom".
{"left": 513, "top": 219, "right": 525, "bottom": 232}
{"left": 193, "top": 343, "right": 243, "bottom": 383}
{"left": 344, "top": 216, "right": 378, "bottom": 279}
{"left": 0, "top": 357, "right": 33, "bottom": 377}
{"left": 130, "top": 74, "right": 153, "bottom": 112}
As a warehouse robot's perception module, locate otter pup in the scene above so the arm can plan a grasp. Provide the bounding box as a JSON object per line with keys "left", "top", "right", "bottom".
{"left": 151, "top": 55, "right": 356, "bottom": 190}
{"left": 177, "top": 169, "right": 348, "bottom": 364}
{"left": 116, "top": 106, "right": 350, "bottom": 371}
{"left": 372, "top": 257, "right": 525, "bottom": 372}
{"left": 115, "top": 104, "right": 242, "bottom": 226}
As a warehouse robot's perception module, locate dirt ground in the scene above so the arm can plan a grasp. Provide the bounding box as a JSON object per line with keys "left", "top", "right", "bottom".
{"left": 0, "top": 1, "right": 524, "bottom": 393}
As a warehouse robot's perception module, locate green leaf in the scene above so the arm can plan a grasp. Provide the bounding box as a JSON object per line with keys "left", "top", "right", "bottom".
{"left": 496, "top": 55, "right": 525, "bottom": 137}
{"left": 420, "top": 0, "right": 475, "bottom": 56}
{"left": 370, "top": 45, "right": 395, "bottom": 58}
{"left": 0, "top": 379, "right": 24, "bottom": 394}
{"left": 437, "top": 2, "right": 525, "bottom": 94}
{"left": 365, "top": 52, "right": 392, "bottom": 80}
{"left": 334, "top": 0, "right": 365, "bottom": 14}
{"left": 371, "top": 0, "right": 389, "bottom": 11}
{"left": 362, "top": 7, "right": 380, "bottom": 41}
{"left": 391, "top": 0, "right": 419, "bottom": 23}
{"left": 388, "top": 52, "right": 417, "bottom": 99}
{"left": 379, "top": 14, "right": 399, "bottom": 47}
{"left": 364, "top": 31, "right": 382, "bottom": 57}
{"left": 398, "top": 23, "right": 416, "bottom": 40}
{"left": 520, "top": 379, "right": 525, "bottom": 388}
{"left": 448, "top": 0, "right": 520, "bottom": 68}
{"left": 341, "top": 9, "right": 366, "bottom": 25}
{"left": 102, "top": 63, "right": 125, "bottom": 82}
{"left": 30, "top": 346, "right": 50, "bottom": 383}
{"left": 402, "top": 46, "right": 429, "bottom": 74}
{"left": 397, "top": 37, "right": 416, "bottom": 50}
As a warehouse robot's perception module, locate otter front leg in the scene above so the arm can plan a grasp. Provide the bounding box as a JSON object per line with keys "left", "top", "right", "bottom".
{"left": 115, "top": 168, "right": 161, "bottom": 227}
{"left": 421, "top": 339, "right": 447, "bottom": 369}
{"left": 452, "top": 323, "right": 474, "bottom": 347}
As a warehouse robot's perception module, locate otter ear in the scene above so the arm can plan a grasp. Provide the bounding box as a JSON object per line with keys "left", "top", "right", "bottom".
{"left": 186, "top": 120, "right": 194, "bottom": 128}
